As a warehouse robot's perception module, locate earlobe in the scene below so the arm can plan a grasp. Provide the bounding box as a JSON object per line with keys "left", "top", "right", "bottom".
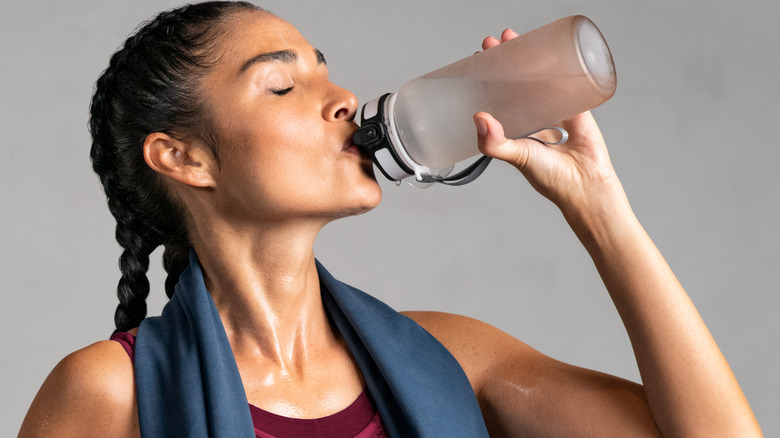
{"left": 143, "top": 132, "right": 217, "bottom": 188}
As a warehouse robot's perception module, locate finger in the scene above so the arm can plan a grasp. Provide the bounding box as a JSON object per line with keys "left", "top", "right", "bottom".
{"left": 474, "top": 112, "right": 535, "bottom": 169}
{"left": 561, "top": 111, "right": 598, "bottom": 136}
{"left": 557, "top": 111, "right": 607, "bottom": 149}
{"left": 482, "top": 35, "right": 501, "bottom": 50}
{"left": 500, "top": 28, "right": 520, "bottom": 42}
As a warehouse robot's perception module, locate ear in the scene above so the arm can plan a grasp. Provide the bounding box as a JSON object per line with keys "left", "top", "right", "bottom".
{"left": 143, "top": 132, "right": 217, "bottom": 188}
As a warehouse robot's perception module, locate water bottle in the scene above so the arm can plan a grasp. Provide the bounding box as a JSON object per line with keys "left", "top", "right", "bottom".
{"left": 353, "top": 15, "right": 616, "bottom": 186}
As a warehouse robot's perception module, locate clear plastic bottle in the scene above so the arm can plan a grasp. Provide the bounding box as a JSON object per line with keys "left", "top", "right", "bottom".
{"left": 354, "top": 15, "right": 616, "bottom": 183}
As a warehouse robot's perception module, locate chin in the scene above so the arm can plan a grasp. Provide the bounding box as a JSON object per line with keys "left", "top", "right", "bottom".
{"left": 353, "top": 185, "right": 383, "bottom": 216}
{"left": 353, "top": 165, "right": 383, "bottom": 206}
{"left": 362, "top": 176, "right": 383, "bottom": 208}
{"left": 337, "top": 181, "right": 383, "bottom": 219}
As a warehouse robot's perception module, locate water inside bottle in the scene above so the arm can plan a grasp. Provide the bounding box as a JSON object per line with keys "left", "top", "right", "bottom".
{"left": 393, "top": 73, "right": 596, "bottom": 171}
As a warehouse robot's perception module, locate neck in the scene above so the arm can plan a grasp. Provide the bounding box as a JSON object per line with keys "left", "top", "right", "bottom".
{"left": 189, "top": 215, "right": 337, "bottom": 372}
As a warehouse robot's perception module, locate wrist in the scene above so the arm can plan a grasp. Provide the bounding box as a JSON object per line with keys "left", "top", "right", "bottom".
{"left": 558, "top": 178, "right": 640, "bottom": 252}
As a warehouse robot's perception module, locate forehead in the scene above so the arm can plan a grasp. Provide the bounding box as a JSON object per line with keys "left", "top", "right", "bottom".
{"left": 218, "top": 12, "right": 312, "bottom": 65}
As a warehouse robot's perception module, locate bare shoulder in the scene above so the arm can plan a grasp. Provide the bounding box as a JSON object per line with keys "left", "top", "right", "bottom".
{"left": 402, "top": 311, "right": 547, "bottom": 389}
{"left": 401, "top": 311, "right": 532, "bottom": 354}
{"left": 19, "top": 339, "right": 139, "bottom": 438}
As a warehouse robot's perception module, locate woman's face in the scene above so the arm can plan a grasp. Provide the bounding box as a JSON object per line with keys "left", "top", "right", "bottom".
{"left": 199, "top": 11, "right": 382, "bottom": 225}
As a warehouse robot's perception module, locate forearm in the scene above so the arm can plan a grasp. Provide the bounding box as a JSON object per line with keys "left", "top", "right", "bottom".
{"left": 561, "top": 182, "right": 762, "bottom": 437}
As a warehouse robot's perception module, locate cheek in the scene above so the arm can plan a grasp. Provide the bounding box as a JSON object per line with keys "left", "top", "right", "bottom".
{"left": 268, "top": 115, "right": 333, "bottom": 176}
{"left": 227, "top": 110, "right": 325, "bottom": 176}
{"left": 247, "top": 130, "right": 335, "bottom": 208}
{"left": 213, "top": 102, "right": 372, "bottom": 215}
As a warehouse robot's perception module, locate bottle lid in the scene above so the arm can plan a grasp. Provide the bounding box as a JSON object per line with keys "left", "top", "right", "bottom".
{"left": 353, "top": 94, "right": 416, "bottom": 182}
{"left": 353, "top": 94, "right": 492, "bottom": 187}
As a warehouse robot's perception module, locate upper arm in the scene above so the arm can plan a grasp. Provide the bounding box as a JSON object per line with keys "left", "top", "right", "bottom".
{"left": 18, "top": 340, "right": 139, "bottom": 438}
{"left": 404, "top": 311, "right": 661, "bottom": 438}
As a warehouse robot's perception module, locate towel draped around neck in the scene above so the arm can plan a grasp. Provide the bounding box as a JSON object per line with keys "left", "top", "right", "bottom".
{"left": 134, "top": 251, "right": 489, "bottom": 437}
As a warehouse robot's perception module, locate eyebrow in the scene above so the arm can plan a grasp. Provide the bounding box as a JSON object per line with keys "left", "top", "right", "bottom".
{"left": 238, "top": 48, "right": 326, "bottom": 75}
{"left": 316, "top": 49, "right": 326, "bottom": 65}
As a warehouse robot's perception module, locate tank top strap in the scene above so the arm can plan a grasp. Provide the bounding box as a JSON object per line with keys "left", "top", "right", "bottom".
{"left": 110, "top": 331, "right": 136, "bottom": 362}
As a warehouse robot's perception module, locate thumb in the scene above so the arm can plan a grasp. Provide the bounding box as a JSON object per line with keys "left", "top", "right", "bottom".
{"left": 474, "top": 112, "right": 535, "bottom": 170}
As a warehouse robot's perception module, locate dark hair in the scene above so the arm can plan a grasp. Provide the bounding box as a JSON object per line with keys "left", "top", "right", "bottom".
{"left": 89, "top": 1, "right": 264, "bottom": 333}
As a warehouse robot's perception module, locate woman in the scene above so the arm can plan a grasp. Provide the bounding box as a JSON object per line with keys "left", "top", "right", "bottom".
{"left": 19, "top": 2, "right": 762, "bottom": 437}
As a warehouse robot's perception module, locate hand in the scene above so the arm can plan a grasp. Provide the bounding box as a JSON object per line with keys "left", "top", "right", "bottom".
{"left": 474, "top": 30, "right": 622, "bottom": 213}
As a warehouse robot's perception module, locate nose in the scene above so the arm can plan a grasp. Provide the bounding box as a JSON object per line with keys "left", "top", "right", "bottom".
{"left": 323, "top": 83, "right": 358, "bottom": 122}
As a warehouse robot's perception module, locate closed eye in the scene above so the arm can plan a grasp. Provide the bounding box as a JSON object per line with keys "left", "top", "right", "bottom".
{"left": 271, "top": 86, "right": 294, "bottom": 96}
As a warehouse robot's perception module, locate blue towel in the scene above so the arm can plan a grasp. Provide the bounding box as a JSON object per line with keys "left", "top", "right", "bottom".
{"left": 135, "top": 251, "right": 489, "bottom": 437}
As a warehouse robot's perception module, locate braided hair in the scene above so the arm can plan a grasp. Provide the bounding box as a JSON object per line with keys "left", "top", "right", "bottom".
{"left": 89, "top": 1, "right": 263, "bottom": 333}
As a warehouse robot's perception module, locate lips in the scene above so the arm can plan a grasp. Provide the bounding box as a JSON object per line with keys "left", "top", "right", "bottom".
{"left": 342, "top": 142, "right": 363, "bottom": 156}
{"left": 342, "top": 131, "right": 368, "bottom": 158}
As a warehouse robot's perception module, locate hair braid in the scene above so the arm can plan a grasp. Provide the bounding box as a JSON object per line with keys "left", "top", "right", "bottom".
{"left": 163, "top": 242, "right": 191, "bottom": 299}
{"left": 89, "top": 2, "right": 263, "bottom": 333}
{"left": 115, "top": 220, "right": 155, "bottom": 331}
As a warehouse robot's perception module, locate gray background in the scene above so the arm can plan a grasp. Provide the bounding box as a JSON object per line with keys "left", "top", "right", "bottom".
{"left": 3, "top": 0, "right": 778, "bottom": 435}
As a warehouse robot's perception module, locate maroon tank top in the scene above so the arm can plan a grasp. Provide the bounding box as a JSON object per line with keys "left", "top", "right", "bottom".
{"left": 111, "top": 333, "right": 387, "bottom": 438}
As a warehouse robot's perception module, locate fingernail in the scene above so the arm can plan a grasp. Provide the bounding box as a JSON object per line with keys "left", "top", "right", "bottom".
{"left": 475, "top": 117, "right": 488, "bottom": 135}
